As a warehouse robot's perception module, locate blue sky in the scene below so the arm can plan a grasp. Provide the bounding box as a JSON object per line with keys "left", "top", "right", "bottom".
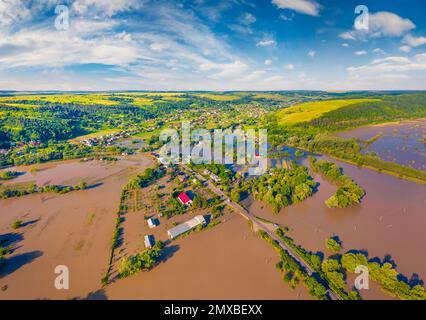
{"left": 0, "top": 0, "right": 425, "bottom": 90}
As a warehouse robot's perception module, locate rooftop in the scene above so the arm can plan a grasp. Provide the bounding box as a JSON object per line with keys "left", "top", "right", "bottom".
{"left": 167, "top": 215, "right": 206, "bottom": 239}
{"left": 177, "top": 192, "right": 192, "bottom": 205}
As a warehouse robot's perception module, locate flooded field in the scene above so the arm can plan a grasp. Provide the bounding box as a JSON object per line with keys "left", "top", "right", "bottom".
{"left": 0, "top": 154, "right": 155, "bottom": 299}
{"left": 1, "top": 153, "right": 310, "bottom": 300}
{"left": 103, "top": 168, "right": 309, "bottom": 300}
{"left": 2, "top": 138, "right": 425, "bottom": 300}
{"left": 336, "top": 119, "right": 426, "bottom": 170}
{"left": 2, "top": 160, "right": 124, "bottom": 187}
{"left": 244, "top": 158, "right": 426, "bottom": 299}
{"left": 104, "top": 214, "right": 311, "bottom": 300}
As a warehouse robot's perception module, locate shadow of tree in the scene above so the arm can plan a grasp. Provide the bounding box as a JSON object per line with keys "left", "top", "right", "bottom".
{"left": 0, "top": 250, "right": 43, "bottom": 278}
{"left": 159, "top": 244, "right": 179, "bottom": 264}
{"left": 85, "top": 182, "right": 103, "bottom": 190}
{"left": 20, "top": 219, "right": 39, "bottom": 228}
{"left": 84, "top": 289, "right": 108, "bottom": 300}
{"left": 0, "top": 232, "right": 23, "bottom": 247}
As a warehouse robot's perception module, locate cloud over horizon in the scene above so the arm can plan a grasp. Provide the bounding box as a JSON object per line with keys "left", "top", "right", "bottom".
{"left": 0, "top": 0, "right": 425, "bottom": 91}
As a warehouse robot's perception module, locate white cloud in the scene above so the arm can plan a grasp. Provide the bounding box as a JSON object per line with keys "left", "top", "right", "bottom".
{"left": 308, "top": 50, "right": 316, "bottom": 57}
{"left": 228, "top": 24, "right": 253, "bottom": 34}
{"left": 228, "top": 12, "right": 257, "bottom": 34}
{"left": 241, "top": 12, "right": 256, "bottom": 25}
{"left": 340, "top": 11, "right": 415, "bottom": 40}
{"left": 403, "top": 34, "right": 426, "bottom": 47}
{"left": 368, "top": 12, "right": 415, "bottom": 37}
{"left": 341, "top": 43, "right": 349, "bottom": 47}
{"left": 373, "top": 48, "right": 384, "bottom": 54}
{"left": 264, "top": 59, "right": 273, "bottom": 65}
{"left": 116, "top": 31, "right": 132, "bottom": 42}
{"left": 256, "top": 39, "right": 277, "bottom": 47}
{"left": 347, "top": 54, "right": 426, "bottom": 74}
{"left": 149, "top": 42, "right": 169, "bottom": 52}
{"left": 240, "top": 70, "right": 267, "bottom": 82}
{"left": 279, "top": 12, "right": 294, "bottom": 21}
{"left": 200, "top": 60, "right": 248, "bottom": 79}
{"left": 166, "top": 59, "right": 178, "bottom": 68}
{"left": 343, "top": 54, "right": 426, "bottom": 89}
{"left": 0, "top": 21, "right": 142, "bottom": 68}
{"left": 72, "top": 0, "right": 143, "bottom": 18}
{"left": 339, "top": 32, "right": 356, "bottom": 40}
{"left": 272, "top": 0, "right": 321, "bottom": 17}
{"left": 1, "top": 1, "right": 423, "bottom": 91}
{"left": 0, "top": 0, "right": 33, "bottom": 29}
{"left": 0, "top": 1, "right": 247, "bottom": 80}
{"left": 399, "top": 46, "right": 412, "bottom": 53}
{"left": 355, "top": 50, "right": 367, "bottom": 56}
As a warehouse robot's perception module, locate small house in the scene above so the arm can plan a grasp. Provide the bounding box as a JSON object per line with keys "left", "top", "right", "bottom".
{"left": 147, "top": 218, "right": 158, "bottom": 228}
{"left": 177, "top": 192, "right": 193, "bottom": 206}
{"left": 144, "top": 235, "right": 155, "bottom": 248}
{"left": 210, "top": 173, "right": 221, "bottom": 183}
{"left": 178, "top": 175, "right": 188, "bottom": 183}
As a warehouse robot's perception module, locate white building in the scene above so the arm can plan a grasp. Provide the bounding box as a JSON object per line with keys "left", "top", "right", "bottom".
{"left": 167, "top": 215, "right": 206, "bottom": 239}
{"left": 144, "top": 235, "right": 155, "bottom": 248}
{"left": 147, "top": 218, "right": 157, "bottom": 228}
{"left": 210, "top": 173, "right": 221, "bottom": 183}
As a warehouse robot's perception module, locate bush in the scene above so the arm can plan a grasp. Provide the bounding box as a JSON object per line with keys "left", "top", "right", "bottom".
{"left": 11, "top": 220, "right": 23, "bottom": 229}
{"left": 118, "top": 243, "right": 163, "bottom": 278}
{"left": 310, "top": 158, "right": 365, "bottom": 208}
{"left": 325, "top": 237, "right": 341, "bottom": 253}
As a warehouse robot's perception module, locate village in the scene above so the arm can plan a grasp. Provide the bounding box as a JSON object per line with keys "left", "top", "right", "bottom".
{"left": 138, "top": 155, "right": 233, "bottom": 251}
{"left": 142, "top": 190, "right": 207, "bottom": 249}
{"left": 80, "top": 131, "right": 132, "bottom": 147}
{"left": 109, "top": 150, "right": 238, "bottom": 281}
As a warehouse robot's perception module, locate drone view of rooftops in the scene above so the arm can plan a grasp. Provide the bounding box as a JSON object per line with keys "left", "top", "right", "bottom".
{"left": 1, "top": 0, "right": 426, "bottom": 302}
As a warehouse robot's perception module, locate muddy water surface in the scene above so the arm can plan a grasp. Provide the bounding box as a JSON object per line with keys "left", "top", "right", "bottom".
{"left": 244, "top": 158, "right": 426, "bottom": 299}
{"left": 0, "top": 155, "right": 154, "bottom": 299}
{"left": 104, "top": 214, "right": 311, "bottom": 300}
{"left": 337, "top": 119, "right": 426, "bottom": 170}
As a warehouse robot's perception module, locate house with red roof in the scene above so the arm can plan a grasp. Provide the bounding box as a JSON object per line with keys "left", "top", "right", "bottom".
{"left": 177, "top": 192, "right": 192, "bottom": 206}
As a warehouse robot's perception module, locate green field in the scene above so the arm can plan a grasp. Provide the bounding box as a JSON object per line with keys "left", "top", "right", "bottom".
{"left": 276, "top": 99, "right": 380, "bottom": 125}
{"left": 197, "top": 93, "right": 242, "bottom": 101}
{"left": 0, "top": 94, "right": 118, "bottom": 106}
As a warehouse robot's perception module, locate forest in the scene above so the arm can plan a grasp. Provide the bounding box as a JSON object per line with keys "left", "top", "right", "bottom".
{"left": 309, "top": 93, "right": 426, "bottom": 131}
{"left": 309, "top": 157, "right": 365, "bottom": 208}
{"left": 267, "top": 93, "right": 426, "bottom": 184}
{"left": 238, "top": 164, "right": 317, "bottom": 213}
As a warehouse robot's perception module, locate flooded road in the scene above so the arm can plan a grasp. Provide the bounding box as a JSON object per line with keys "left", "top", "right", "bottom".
{"left": 1, "top": 153, "right": 310, "bottom": 300}
{"left": 244, "top": 157, "right": 426, "bottom": 299}
{"left": 1, "top": 143, "right": 425, "bottom": 299}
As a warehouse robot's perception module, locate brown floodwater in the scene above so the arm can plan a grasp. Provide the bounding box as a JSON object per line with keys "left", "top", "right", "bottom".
{"left": 103, "top": 170, "right": 310, "bottom": 300}
{"left": 2, "top": 146, "right": 425, "bottom": 300}
{"left": 336, "top": 119, "right": 426, "bottom": 170}
{"left": 243, "top": 158, "right": 426, "bottom": 299}
{"left": 104, "top": 214, "right": 311, "bottom": 300}
{"left": 0, "top": 155, "right": 154, "bottom": 299}
{"left": 1, "top": 154, "right": 310, "bottom": 300}
{"left": 2, "top": 160, "right": 114, "bottom": 187}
